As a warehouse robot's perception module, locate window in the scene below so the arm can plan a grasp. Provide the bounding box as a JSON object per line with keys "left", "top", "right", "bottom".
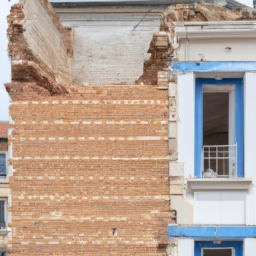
{"left": 195, "top": 79, "right": 244, "bottom": 178}
{"left": 203, "top": 248, "right": 233, "bottom": 256}
{"left": 0, "top": 153, "right": 7, "bottom": 178}
{"left": 0, "top": 201, "right": 7, "bottom": 230}
{"left": 0, "top": 252, "right": 7, "bottom": 256}
{"left": 195, "top": 241, "right": 243, "bottom": 256}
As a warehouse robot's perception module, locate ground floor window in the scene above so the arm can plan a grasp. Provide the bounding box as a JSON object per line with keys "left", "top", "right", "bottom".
{"left": 195, "top": 241, "right": 243, "bottom": 256}
{"left": 203, "top": 248, "right": 232, "bottom": 256}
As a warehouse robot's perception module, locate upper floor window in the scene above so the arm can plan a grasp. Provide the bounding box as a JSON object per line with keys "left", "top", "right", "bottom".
{"left": 195, "top": 78, "right": 244, "bottom": 178}
{"left": 0, "top": 153, "right": 7, "bottom": 178}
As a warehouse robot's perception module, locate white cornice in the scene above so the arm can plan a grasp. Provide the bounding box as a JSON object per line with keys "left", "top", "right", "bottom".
{"left": 187, "top": 178, "right": 252, "bottom": 190}
{"left": 175, "top": 25, "right": 256, "bottom": 39}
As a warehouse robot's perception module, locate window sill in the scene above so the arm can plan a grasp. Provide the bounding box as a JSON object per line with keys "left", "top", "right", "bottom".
{"left": 0, "top": 231, "right": 9, "bottom": 236}
{"left": 187, "top": 178, "right": 252, "bottom": 190}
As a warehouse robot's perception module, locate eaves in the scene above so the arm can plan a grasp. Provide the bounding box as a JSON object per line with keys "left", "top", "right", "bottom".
{"left": 50, "top": 0, "right": 249, "bottom": 8}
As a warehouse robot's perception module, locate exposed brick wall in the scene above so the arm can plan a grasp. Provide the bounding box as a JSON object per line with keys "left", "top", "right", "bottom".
{"left": 8, "top": 86, "right": 175, "bottom": 255}
{"left": 7, "top": 2, "right": 72, "bottom": 95}
{"left": 0, "top": 123, "right": 8, "bottom": 137}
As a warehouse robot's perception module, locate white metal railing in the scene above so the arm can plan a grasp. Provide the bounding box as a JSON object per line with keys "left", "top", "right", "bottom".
{"left": 202, "top": 144, "right": 237, "bottom": 178}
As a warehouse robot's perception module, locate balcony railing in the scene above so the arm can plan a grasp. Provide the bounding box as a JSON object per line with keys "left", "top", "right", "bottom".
{"left": 202, "top": 144, "right": 237, "bottom": 178}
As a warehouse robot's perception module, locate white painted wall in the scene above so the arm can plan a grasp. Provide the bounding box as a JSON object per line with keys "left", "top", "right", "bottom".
{"left": 244, "top": 238, "right": 256, "bottom": 256}
{"left": 178, "top": 239, "right": 194, "bottom": 256}
{"left": 179, "top": 38, "right": 256, "bottom": 62}
{"left": 177, "top": 72, "right": 195, "bottom": 179}
{"left": 55, "top": 6, "right": 162, "bottom": 85}
{"left": 244, "top": 72, "right": 256, "bottom": 225}
{"left": 194, "top": 191, "right": 246, "bottom": 224}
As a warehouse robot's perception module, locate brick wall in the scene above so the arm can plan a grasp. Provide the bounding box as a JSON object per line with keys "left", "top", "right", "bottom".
{"left": 8, "top": 85, "right": 175, "bottom": 255}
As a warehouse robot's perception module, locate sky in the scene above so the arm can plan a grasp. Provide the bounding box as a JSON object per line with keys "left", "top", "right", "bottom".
{"left": 0, "top": 0, "right": 253, "bottom": 122}
{"left": 0, "top": 0, "right": 19, "bottom": 121}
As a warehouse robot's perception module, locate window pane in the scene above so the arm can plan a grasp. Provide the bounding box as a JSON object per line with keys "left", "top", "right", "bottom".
{"left": 0, "top": 201, "right": 5, "bottom": 229}
{"left": 0, "top": 155, "right": 6, "bottom": 176}
{"left": 203, "top": 249, "right": 232, "bottom": 256}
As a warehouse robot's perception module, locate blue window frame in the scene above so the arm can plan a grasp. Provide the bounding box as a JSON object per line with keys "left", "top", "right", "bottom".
{"left": 195, "top": 241, "right": 243, "bottom": 256}
{"left": 195, "top": 78, "right": 244, "bottom": 178}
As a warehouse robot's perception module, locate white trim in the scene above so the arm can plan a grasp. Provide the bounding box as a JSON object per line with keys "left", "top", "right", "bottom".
{"left": 187, "top": 178, "right": 252, "bottom": 190}
{"left": 244, "top": 238, "right": 256, "bottom": 256}
{"left": 178, "top": 238, "right": 194, "bottom": 256}
{"left": 177, "top": 72, "right": 195, "bottom": 179}
{"left": 175, "top": 25, "right": 256, "bottom": 39}
{"left": 244, "top": 72, "right": 256, "bottom": 225}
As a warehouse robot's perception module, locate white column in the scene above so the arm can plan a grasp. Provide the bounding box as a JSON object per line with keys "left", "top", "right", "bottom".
{"left": 244, "top": 72, "right": 256, "bottom": 225}
{"left": 178, "top": 238, "right": 194, "bottom": 256}
{"left": 177, "top": 72, "right": 195, "bottom": 179}
{"left": 244, "top": 238, "right": 256, "bottom": 256}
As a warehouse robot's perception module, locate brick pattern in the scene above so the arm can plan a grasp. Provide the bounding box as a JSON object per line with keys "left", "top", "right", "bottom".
{"left": 0, "top": 123, "right": 8, "bottom": 138}
{"left": 9, "top": 86, "right": 175, "bottom": 255}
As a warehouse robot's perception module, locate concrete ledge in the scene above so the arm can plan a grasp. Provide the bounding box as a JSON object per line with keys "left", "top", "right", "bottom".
{"left": 169, "top": 225, "right": 256, "bottom": 239}
{"left": 187, "top": 178, "right": 252, "bottom": 190}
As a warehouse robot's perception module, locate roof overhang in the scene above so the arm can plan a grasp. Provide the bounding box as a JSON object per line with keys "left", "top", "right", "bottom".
{"left": 50, "top": 0, "right": 249, "bottom": 8}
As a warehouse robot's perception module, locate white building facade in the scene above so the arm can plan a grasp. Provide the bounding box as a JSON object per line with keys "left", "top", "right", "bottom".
{"left": 169, "top": 21, "right": 256, "bottom": 256}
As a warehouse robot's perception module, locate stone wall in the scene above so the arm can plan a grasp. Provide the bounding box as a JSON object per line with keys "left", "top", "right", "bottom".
{"left": 7, "top": 84, "right": 175, "bottom": 255}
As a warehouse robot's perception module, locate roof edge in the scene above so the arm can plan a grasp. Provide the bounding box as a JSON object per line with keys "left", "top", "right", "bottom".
{"left": 50, "top": 0, "right": 250, "bottom": 8}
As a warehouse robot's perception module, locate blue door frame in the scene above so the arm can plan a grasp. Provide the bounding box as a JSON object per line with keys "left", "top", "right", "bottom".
{"left": 195, "top": 241, "right": 243, "bottom": 256}
{"left": 194, "top": 78, "right": 244, "bottom": 178}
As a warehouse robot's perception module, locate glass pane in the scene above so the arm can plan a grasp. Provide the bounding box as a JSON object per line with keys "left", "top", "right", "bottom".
{"left": 0, "top": 201, "right": 5, "bottom": 229}
{"left": 203, "top": 249, "right": 232, "bottom": 256}
{"left": 0, "top": 154, "right": 6, "bottom": 176}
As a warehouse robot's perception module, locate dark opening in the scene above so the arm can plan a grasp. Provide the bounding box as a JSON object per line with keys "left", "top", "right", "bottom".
{"left": 203, "top": 248, "right": 232, "bottom": 256}
{"left": 203, "top": 93, "right": 229, "bottom": 146}
{"left": 203, "top": 93, "right": 230, "bottom": 177}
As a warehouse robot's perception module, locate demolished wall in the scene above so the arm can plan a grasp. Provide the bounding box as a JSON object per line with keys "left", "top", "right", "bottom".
{"left": 136, "top": 3, "right": 256, "bottom": 85}
{"left": 6, "top": 4, "right": 175, "bottom": 255}
{"left": 54, "top": 5, "right": 165, "bottom": 86}
{"left": 7, "top": 0, "right": 73, "bottom": 95}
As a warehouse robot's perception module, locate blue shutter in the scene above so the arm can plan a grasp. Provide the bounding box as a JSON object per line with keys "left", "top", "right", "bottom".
{"left": 194, "top": 79, "right": 203, "bottom": 178}
{"left": 235, "top": 79, "right": 244, "bottom": 177}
